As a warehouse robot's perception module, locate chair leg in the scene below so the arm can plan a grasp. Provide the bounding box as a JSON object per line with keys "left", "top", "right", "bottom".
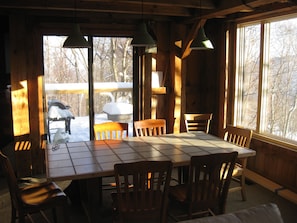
{"left": 17, "top": 211, "right": 26, "bottom": 223}
{"left": 65, "top": 118, "right": 71, "bottom": 134}
{"left": 240, "top": 172, "right": 246, "bottom": 201}
{"left": 11, "top": 207, "right": 16, "bottom": 223}
{"left": 48, "top": 119, "right": 51, "bottom": 142}
{"left": 52, "top": 208, "right": 57, "bottom": 223}
{"left": 52, "top": 205, "right": 70, "bottom": 223}
{"left": 240, "top": 158, "right": 247, "bottom": 201}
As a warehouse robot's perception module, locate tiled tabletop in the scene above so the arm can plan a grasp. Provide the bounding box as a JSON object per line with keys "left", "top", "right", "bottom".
{"left": 46, "top": 132, "right": 256, "bottom": 181}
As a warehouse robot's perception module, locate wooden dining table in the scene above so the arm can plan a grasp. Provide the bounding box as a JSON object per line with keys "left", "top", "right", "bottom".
{"left": 46, "top": 131, "right": 256, "bottom": 223}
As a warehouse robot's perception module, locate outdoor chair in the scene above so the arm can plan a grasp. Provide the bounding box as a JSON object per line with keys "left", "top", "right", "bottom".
{"left": 0, "top": 151, "right": 69, "bottom": 223}
{"left": 184, "top": 113, "right": 213, "bottom": 133}
{"left": 47, "top": 99, "right": 75, "bottom": 142}
{"left": 223, "top": 125, "right": 253, "bottom": 201}
{"left": 134, "top": 119, "right": 166, "bottom": 137}
{"left": 112, "top": 160, "right": 173, "bottom": 223}
{"left": 168, "top": 152, "right": 238, "bottom": 221}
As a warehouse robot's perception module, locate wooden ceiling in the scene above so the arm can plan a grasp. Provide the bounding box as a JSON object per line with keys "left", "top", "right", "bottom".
{"left": 0, "top": 0, "right": 295, "bottom": 24}
{"left": 0, "top": 0, "right": 296, "bottom": 37}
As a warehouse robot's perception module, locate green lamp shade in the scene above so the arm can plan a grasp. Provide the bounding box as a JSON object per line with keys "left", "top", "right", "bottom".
{"left": 190, "top": 27, "right": 214, "bottom": 50}
{"left": 63, "top": 24, "right": 91, "bottom": 48}
{"left": 131, "top": 22, "right": 156, "bottom": 47}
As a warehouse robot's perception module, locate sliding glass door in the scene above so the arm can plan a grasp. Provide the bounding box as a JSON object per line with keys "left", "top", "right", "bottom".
{"left": 43, "top": 36, "right": 133, "bottom": 143}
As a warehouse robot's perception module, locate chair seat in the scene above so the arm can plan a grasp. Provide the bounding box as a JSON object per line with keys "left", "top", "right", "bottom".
{"left": 21, "top": 182, "right": 67, "bottom": 207}
{"left": 168, "top": 153, "right": 238, "bottom": 221}
{"left": 0, "top": 151, "right": 69, "bottom": 223}
{"left": 112, "top": 190, "right": 162, "bottom": 211}
{"left": 169, "top": 183, "right": 218, "bottom": 204}
{"left": 232, "top": 164, "right": 243, "bottom": 177}
{"left": 169, "top": 184, "right": 188, "bottom": 203}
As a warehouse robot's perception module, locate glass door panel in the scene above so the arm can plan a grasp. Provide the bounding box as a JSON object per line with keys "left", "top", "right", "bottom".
{"left": 43, "top": 36, "right": 89, "bottom": 143}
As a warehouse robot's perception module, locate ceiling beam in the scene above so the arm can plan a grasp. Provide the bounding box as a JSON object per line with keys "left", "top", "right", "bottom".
{"left": 204, "top": 0, "right": 287, "bottom": 18}
{"left": 181, "top": 19, "right": 205, "bottom": 59}
{"left": 82, "top": 0, "right": 215, "bottom": 9}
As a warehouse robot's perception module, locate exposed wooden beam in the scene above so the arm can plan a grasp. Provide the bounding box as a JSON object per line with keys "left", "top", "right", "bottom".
{"left": 0, "top": 0, "right": 293, "bottom": 24}
{"left": 82, "top": 0, "right": 215, "bottom": 9}
{"left": 0, "top": 1, "right": 194, "bottom": 18}
{"left": 181, "top": 19, "right": 205, "bottom": 59}
{"left": 203, "top": 0, "right": 287, "bottom": 19}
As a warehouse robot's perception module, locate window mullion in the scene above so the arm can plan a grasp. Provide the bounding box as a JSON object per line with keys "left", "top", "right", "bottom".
{"left": 257, "top": 22, "right": 268, "bottom": 133}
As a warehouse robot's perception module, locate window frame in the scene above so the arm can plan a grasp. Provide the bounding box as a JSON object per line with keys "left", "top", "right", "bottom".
{"left": 232, "top": 12, "right": 297, "bottom": 149}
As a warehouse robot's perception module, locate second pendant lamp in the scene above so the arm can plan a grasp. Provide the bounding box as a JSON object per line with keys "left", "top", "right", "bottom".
{"left": 131, "top": 22, "right": 156, "bottom": 47}
{"left": 63, "top": 24, "right": 91, "bottom": 48}
{"left": 190, "top": 27, "right": 214, "bottom": 50}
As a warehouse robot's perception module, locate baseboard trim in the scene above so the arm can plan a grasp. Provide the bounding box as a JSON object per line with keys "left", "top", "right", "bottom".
{"left": 245, "top": 169, "right": 297, "bottom": 205}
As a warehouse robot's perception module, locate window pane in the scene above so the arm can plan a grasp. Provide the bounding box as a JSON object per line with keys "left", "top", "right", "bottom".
{"left": 235, "top": 24, "right": 260, "bottom": 130}
{"left": 92, "top": 38, "right": 133, "bottom": 110}
{"left": 92, "top": 37, "right": 133, "bottom": 135}
{"left": 262, "top": 18, "right": 297, "bottom": 140}
{"left": 43, "top": 36, "right": 89, "bottom": 142}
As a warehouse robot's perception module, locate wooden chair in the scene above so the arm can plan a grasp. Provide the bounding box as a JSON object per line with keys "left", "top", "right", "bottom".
{"left": 0, "top": 151, "right": 69, "bottom": 223}
{"left": 93, "top": 121, "right": 129, "bottom": 190}
{"left": 168, "top": 152, "right": 238, "bottom": 221}
{"left": 179, "top": 113, "right": 213, "bottom": 184}
{"left": 134, "top": 119, "right": 166, "bottom": 137}
{"left": 223, "top": 125, "right": 253, "bottom": 201}
{"left": 94, "top": 122, "right": 129, "bottom": 140}
{"left": 184, "top": 113, "right": 213, "bottom": 133}
{"left": 112, "top": 160, "right": 173, "bottom": 223}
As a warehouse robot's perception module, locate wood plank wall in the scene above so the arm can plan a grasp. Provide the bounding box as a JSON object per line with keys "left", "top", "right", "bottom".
{"left": 9, "top": 15, "right": 45, "bottom": 177}
{"left": 248, "top": 137, "right": 297, "bottom": 194}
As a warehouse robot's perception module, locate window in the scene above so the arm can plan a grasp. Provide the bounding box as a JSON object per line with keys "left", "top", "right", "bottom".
{"left": 235, "top": 15, "right": 297, "bottom": 142}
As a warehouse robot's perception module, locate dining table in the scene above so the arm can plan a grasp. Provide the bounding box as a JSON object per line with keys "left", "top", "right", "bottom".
{"left": 45, "top": 131, "right": 256, "bottom": 223}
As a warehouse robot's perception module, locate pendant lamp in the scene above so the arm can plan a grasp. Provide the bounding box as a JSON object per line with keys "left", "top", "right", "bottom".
{"left": 190, "top": 27, "right": 214, "bottom": 50}
{"left": 131, "top": 22, "right": 156, "bottom": 47}
{"left": 131, "top": 0, "right": 156, "bottom": 47}
{"left": 63, "top": 24, "right": 90, "bottom": 48}
{"left": 63, "top": 0, "right": 90, "bottom": 48}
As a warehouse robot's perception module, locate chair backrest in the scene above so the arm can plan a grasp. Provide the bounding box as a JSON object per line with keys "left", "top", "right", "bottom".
{"left": 0, "top": 151, "right": 21, "bottom": 210}
{"left": 114, "top": 160, "right": 172, "bottom": 223}
{"left": 184, "top": 113, "right": 213, "bottom": 133}
{"left": 223, "top": 125, "right": 252, "bottom": 148}
{"left": 93, "top": 122, "right": 128, "bottom": 140}
{"left": 186, "top": 152, "right": 238, "bottom": 216}
{"left": 134, "top": 119, "right": 166, "bottom": 137}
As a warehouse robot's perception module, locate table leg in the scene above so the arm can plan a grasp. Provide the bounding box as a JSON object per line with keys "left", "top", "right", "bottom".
{"left": 64, "top": 178, "right": 103, "bottom": 222}
{"left": 79, "top": 177, "right": 103, "bottom": 223}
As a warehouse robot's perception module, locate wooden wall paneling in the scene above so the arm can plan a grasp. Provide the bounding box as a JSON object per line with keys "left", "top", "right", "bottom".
{"left": 0, "top": 16, "right": 13, "bottom": 148}
{"left": 10, "top": 15, "right": 45, "bottom": 176}
{"left": 155, "top": 22, "right": 170, "bottom": 127}
{"left": 184, "top": 22, "right": 219, "bottom": 135}
{"left": 249, "top": 138, "right": 297, "bottom": 194}
{"left": 10, "top": 15, "right": 32, "bottom": 177}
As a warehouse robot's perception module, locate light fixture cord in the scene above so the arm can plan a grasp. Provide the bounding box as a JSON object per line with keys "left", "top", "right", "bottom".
{"left": 141, "top": 0, "right": 144, "bottom": 21}
{"left": 74, "top": 0, "right": 77, "bottom": 24}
